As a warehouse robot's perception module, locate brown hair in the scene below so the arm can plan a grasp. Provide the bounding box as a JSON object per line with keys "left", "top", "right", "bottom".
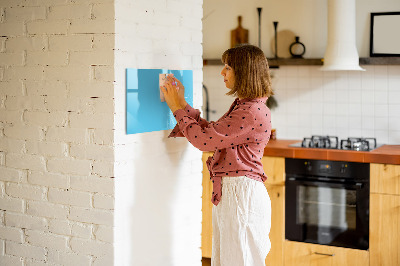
{"left": 221, "top": 44, "right": 273, "bottom": 99}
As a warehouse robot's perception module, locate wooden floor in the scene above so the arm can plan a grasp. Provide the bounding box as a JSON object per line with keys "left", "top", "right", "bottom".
{"left": 202, "top": 257, "right": 211, "bottom": 266}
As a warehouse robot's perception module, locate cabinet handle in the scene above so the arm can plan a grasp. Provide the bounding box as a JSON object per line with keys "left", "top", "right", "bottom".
{"left": 314, "top": 252, "right": 335, "bottom": 257}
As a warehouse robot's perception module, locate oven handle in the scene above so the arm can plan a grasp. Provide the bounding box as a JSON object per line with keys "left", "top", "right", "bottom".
{"left": 314, "top": 252, "right": 335, "bottom": 257}
{"left": 286, "top": 177, "right": 364, "bottom": 189}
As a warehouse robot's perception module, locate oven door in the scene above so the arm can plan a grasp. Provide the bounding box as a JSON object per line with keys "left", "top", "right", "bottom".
{"left": 285, "top": 177, "right": 369, "bottom": 250}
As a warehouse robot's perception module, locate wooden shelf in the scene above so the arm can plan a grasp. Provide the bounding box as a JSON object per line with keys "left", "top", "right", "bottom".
{"left": 202, "top": 59, "right": 223, "bottom": 66}
{"left": 268, "top": 58, "right": 322, "bottom": 67}
{"left": 203, "top": 57, "right": 400, "bottom": 67}
{"left": 359, "top": 57, "right": 400, "bottom": 65}
{"left": 203, "top": 58, "right": 323, "bottom": 67}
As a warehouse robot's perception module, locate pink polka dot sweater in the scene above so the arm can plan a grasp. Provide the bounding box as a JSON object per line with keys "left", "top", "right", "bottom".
{"left": 169, "top": 97, "right": 272, "bottom": 206}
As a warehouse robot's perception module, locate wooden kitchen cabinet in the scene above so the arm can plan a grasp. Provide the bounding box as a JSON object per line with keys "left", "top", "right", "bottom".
{"left": 262, "top": 156, "right": 285, "bottom": 266}
{"left": 261, "top": 156, "right": 285, "bottom": 185}
{"left": 284, "top": 241, "right": 369, "bottom": 266}
{"left": 202, "top": 152, "right": 213, "bottom": 258}
{"left": 264, "top": 184, "right": 285, "bottom": 266}
{"left": 370, "top": 193, "right": 400, "bottom": 266}
{"left": 370, "top": 163, "right": 400, "bottom": 266}
{"left": 370, "top": 163, "right": 400, "bottom": 195}
{"left": 201, "top": 154, "right": 286, "bottom": 266}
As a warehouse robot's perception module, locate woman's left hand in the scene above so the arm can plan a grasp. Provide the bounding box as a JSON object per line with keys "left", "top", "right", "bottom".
{"left": 160, "top": 77, "right": 184, "bottom": 113}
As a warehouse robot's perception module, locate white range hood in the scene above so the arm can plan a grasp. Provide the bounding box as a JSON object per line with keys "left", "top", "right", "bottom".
{"left": 320, "top": 0, "right": 365, "bottom": 71}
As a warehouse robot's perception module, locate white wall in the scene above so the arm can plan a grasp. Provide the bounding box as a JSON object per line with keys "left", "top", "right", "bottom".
{"left": 0, "top": 0, "right": 115, "bottom": 265}
{"left": 203, "top": 0, "right": 400, "bottom": 145}
{"left": 113, "top": 0, "right": 203, "bottom": 266}
{"left": 204, "top": 0, "right": 326, "bottom": 59}
{"left": 203, "top": 0, "right": 400, "bottom": 58}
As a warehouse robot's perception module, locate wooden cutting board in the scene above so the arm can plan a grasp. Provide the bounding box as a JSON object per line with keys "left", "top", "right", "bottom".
{"left": 270, "top": 29, "right": 296, "bottom": 58}
{"left": 231, "top": 16, "right": 249, "bottom": 48}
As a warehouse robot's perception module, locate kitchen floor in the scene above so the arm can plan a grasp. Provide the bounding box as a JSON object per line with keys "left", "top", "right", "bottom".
{"left": 202, "top": 257, "right": 211, "bottom": 266}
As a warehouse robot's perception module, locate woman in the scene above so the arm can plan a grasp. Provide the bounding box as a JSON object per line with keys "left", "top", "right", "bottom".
{"left": 161, "top": 44, "right": 273, "bottom": 266}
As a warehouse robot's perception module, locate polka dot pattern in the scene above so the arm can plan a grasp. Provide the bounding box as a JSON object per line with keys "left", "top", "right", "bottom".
{"left": 168, "top": 97, "right": 272, "bottom": 206}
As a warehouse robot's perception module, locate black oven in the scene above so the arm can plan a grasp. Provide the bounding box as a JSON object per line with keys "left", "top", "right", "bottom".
{"left": 285, "top": 158, "right": 369, "bottom": 250}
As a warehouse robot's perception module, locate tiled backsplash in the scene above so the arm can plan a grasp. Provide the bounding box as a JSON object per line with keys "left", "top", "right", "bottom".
{"left": 203, "top": 65, "right": 400, "bottom": 144}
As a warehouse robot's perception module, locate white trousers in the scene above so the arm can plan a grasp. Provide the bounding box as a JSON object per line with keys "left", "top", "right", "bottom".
{"left": 212, "top": 176, "right": 271, "bottom": 266}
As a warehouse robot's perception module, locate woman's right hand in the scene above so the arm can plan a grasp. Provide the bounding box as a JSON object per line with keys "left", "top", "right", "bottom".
{"left": 169, "top": 76, "right": 187, "bottom": 108}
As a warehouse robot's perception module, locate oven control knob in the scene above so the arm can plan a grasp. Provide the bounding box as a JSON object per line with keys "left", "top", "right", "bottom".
{"left": 304, "top": 162, "right": 312, "bottom": 171}
{"left": 340, "top": 164, "right": 347, "bottom": 174}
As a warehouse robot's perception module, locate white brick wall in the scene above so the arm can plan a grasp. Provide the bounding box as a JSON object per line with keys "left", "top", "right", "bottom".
{"left": 0, "top": 225, "right": 24, "bottom": 243}
{"left": 27, "top": 200, "right": 69, "bottom": 220}
{"left": 47, "top": 250, "right": 92, "bottom": 266}
{"left": 25, "top": 229, "right": 69, "bottom": 251}
{"left": 113, "top": 0, "right": 203, "bottom": 265}
{"left": 5, "top": 213, "right": 48, "bottom": 231}
{"left": 5, "top": 241, "right": 46, "bottom": 261}
{"left": 1, "top": 0, "right": 204, "bottom": 265}
{"left": 0, "top": 0, "right": 115, "bottom": 265}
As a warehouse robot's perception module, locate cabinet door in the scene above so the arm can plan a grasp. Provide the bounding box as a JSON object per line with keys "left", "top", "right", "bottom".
{"left": 370, "top": 164, "right": 400, "bottom": 195}
{"left": 264, "top": 184, "right": 284, "bottom": 266}
{"left": 284, "top": 241, "right": 369, "bottom": 266}
{"left": 370, "top": 193, "right": 400, "bottom": 266}
{"left": 261, "top": 156, "right": 285, "bottom": 185}
{"left": 202, "top": 152, "right": 213, "bottom": 258}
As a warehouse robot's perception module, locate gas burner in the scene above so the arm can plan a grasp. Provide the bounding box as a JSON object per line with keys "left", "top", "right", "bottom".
{"left": 290, "top": 136, "right": 380, "bottom": 151}
{"left": 340, "top": 137, "right": 377, "bottom": 151}
{"left": 301, "top": 135, "right": 339, "bottom": 149}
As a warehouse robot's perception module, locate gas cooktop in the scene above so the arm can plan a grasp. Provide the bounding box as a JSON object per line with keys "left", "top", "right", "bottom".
{"left": 289, "top": 135, "right": 382, "bottom": 151}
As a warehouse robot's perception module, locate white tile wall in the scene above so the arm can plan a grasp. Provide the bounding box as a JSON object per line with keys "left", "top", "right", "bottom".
{"left": 203, "top": 65, "right": 400, "bottom": 144}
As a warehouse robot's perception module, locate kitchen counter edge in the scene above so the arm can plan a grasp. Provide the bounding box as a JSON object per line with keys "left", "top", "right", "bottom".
{"left": 263, "top": 139, "right": 400, "bottom": 165}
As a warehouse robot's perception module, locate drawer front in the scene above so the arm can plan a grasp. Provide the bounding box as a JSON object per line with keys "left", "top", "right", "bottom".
{"left": 370, "top": 163, "right": 400, "bottom": 195}
{"left": 284, "top": 241, "right": 369, "bottom": 266}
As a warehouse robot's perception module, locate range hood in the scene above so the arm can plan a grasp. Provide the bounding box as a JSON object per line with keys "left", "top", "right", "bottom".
{"left": 320, "top": 0, "right": 365, "bottom": 71}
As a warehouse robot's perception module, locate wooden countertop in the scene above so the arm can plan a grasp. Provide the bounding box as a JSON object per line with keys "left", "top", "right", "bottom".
{"left": 263, "top": 139, "right": 400, "bottom": 165}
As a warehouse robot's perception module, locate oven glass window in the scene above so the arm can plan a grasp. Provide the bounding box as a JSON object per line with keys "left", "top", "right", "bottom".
{"left": 297, "top": 186, "right": 356, "bottom": 230}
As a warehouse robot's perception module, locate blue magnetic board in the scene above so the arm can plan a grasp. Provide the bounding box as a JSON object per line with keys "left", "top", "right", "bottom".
{"left": 126, "top": 68, "right": 193, "bottom": 134}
